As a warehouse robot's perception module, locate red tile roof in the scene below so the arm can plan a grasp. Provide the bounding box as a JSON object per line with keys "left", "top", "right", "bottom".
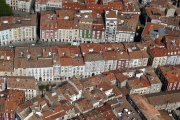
{"left": 142, "top": 23, "right": 164, "bottom": 35}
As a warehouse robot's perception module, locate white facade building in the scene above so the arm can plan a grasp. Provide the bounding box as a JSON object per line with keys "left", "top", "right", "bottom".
{"left": 2, "top": 76, "right": 37, "bottom": 101}
{"left": 6, "top": 0, "right": 32, "bottom": 12}
{"left": 14, "top": 67, "right": 54, "bottom": 82}
{"left": 35, "top": 3, "right": 47, "bottom": 12}
{"left": 0, "top": 14, "right": 37, "bottom": 45}
{"left": 105, "top": 10, "right": 118, "bottom": 42}
{"left": 84, "top": 54, "right": 105, "bottom": 77}
{"left": 18, "top": 0, "right": 32, "bottom": 12}
{"left": 35, "top": 0, "right": 62, "bottom": 12}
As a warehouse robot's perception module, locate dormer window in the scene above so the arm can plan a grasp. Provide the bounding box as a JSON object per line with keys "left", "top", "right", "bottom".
{"left": 27, "top": 55, "right": 31, "bottom": 59}
{"left": 89, "top": 48, "right": 94, "bottom": 52}
{"left": 6, "top": 56, "right": 10, "bottom": 60}
{"left": 63, "top": 52, "right": 65, "bottom": 56}
{"left": 49, "top": 52, "right": 52, "bottom": 56}
{"left": 100, "top": 88, "right": 103, "bottom": 91}
{"left": 20, "top": 52, "right": 23, "bottom": 57}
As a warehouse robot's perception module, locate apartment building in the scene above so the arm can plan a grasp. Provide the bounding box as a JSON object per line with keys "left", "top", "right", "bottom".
{"left": 76, "top": 10, "right": 93, "bottom": 43}
{"left": 57, "top": 45, "right": 73, "bottom": 80}
{"left": 0, "top": 48, "right": 15, "bottom": 76}
{"left": 103, "top": 51, "right": 117, "bottom": 72}
{"left": 164, "top": 27, "right": 180, "bottom": 37}
{"left": 122, "top": 0, "right": 140, "bottom": 14}
{"left": 18, "top": 0, "right": 32, "bottom": 12}
{"left": 84, "top": 53, "right": 104, "bottom": 77}
{"left": 70, "top": 46, "right": 85, "bottom": 78}
{"left": 116, "top": 14, "right": 139, "bottom": 42}
{"left": 147, "top": 46, "right": 168, "bottom": 68}
{"left": 145, "top": 72, "right": 162, "bottom": 93}
{"left": 92, "top": 19, "right": 106, "bottom": 43}
{"left": 141, "top": 0, "right": 152, "bottom": 4}
{"left": 121, "top": 66, "right": 162, "bottom": 94}
{"left": 145, "top": 8, "right": 165, "bottom": 24}
{"left": 59, "top": 100, "right": 76, "bottom": 120}
{"left": 56, "top": 10, "right": 75, "bottom": 43}
{"left": 147, "top": 36, "right": 180, "bottom": 68}
{"left": 159, "top": 16, "right": 180, "bottom": 30}
{"left": 105, "top": 10, "right": 117, "bottom": 42}
{"left": 74, "top": 98, "right": 93, "bottom": 114}
{"left": 148, "top": 0, "right": 175, "bottom": 15}
{"left": 124, "top": 43, "right": 149, "bottom": 68}
{"left": 0, "top": 89, "right": 25, "bottom": 120}
{"left": 112, "top": 97, "right": 142, "bottom": 120}
{"left": 52, "top": 51, "right": 61, "bottom": 80}
{"left": 111, "top": 43, "right": 130, "bottom": 70}
{"left": 0, "top": 14, "right": 37, "bottom": 45}
{"left": 2, "top": 76, "right": 37, "bottom": 101}
{"left": 62, "top": 1, "right": 122, "bottom": 11}
{"left": 126, "top": 78, "right": 151, "bottom": 95}
{"left": 52, "top": 45, "right": 85, "bottom": 80}
{"left": 40, "top": 7, "right": 139, "bottom": 44}
{"left": 40, "top": 11, "right": 58, "bottom": 42}
{"left": 142, "top": 23, "right": 165, "bottom": 41}
{"left": 6, "top": 0, "right": 32, "bottom": 12}
{"left": 128, "top": 94, "right": 164, "bottom": 120}
{"left": 156, "top": 65, "right": 180, "bottom": 91}
{"left": 81, "top": 43, "right": 104, "bottom": 77}
{"left": 144, "top": 90, "right": 180, "bottom": 110}
{"left": 35, "top": 0, "right": 48, "bottom": 12}
{"left": 14, "top": 46, "right": 54, "bottom": 82}
{"left": 35, "top": 0, "right": 62, "bottom": 12}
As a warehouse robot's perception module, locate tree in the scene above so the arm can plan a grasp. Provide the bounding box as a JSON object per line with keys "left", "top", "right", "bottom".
{"left": 0, "top": 0, "right": 14, "bottom": 17}
{"left": 51, "top": 84, "right": 56, "bottom": 87}
{"left": 58, "top": 81, "right": 68, "bottom": 87}
{"left": 39, "top": 85, "right": 45, "bottom": 97}
{"left": 45, "top": 84, "right": 50, "bottom": 91}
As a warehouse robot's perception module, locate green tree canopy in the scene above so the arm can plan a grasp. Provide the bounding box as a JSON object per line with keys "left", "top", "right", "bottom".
{"left": 45, "top": 84, "right": 50, "bottom": 91}
{"left": 39, "top": 85, "right": 45, "bottom": 91}
{"left": 0, "top": 0, "right": 14, "bottom": 17}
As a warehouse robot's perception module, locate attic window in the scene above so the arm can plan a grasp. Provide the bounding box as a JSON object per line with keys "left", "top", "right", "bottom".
{"left": 20, "top": 52, "right": 23, "bottom": 57}
{"left": 49, "top": 52, "right": 52, "bottom": 56}
{"left": 7, "top": 56, "right": 10, "bottom": 60}
{"left": 89, "top": 48, "right": 94, "bottom": 52}
{"left": 85, "top": 15, "right": 89, "bottom": 18}
{"left": 27, "top": 55, "right": 31, "bottom": 59}
{"left": 63, "top": 52, "right": 65, "bottom": 56}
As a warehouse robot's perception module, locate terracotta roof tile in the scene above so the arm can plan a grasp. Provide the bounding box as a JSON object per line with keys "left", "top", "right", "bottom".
{"left": 84, "top": 53, "right": 104, "bottom": 61}
{"left": 80, "top": 43, "right": 100, "bottom": 55}
{"left": 6, "top": 76, "right": 36, "bottom": 90}
{"left": 130, "top": 94, "right": 164, "bottom": 120}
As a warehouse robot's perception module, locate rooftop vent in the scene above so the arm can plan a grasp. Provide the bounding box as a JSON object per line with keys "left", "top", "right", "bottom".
{"left": 64, "top": 16, "right": 69, "bottom": 20}
{"left": 3, "top": 20, "right": 8, "bottom": 23}
{"left": 20, "top": 52, "right": 23, "bottom": 57}
{"left": 85, "top": 15, "right": 89, "bottom": 18}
